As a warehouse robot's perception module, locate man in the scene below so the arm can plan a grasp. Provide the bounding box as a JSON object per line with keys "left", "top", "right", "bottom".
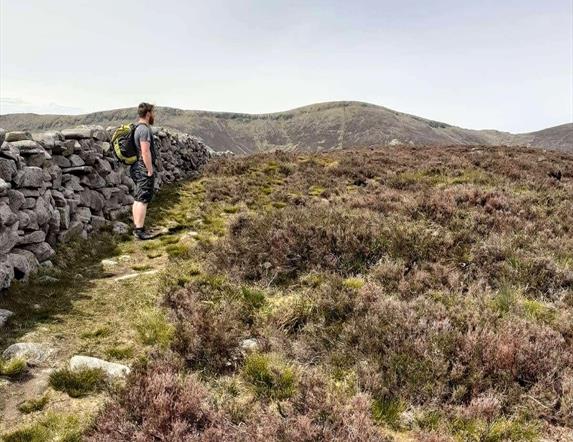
{"left": 131, "top": 102, "right": 157, "bottom": 240}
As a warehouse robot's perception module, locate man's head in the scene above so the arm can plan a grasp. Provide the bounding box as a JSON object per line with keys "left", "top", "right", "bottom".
{"left": 138, "top": 102, "right": 155, "bottom": 125}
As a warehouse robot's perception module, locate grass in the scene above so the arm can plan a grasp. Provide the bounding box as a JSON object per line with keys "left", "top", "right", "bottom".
{"left": 0, "top": 358, "right": 27, "bottom": 378}
{"left": 241, "top": 353, "right": 297, "bottom": 400}
{"left": 2, "top": 413, "right": 83, "bottom": 442}
{"left": 17, "top": 395, "right": 49, "bottom": 414}
{"left": 134, "top": 308, "right": 175, "bottom": 348}
{"left": 49, "top": 368, "right": 107, "bottom": 398}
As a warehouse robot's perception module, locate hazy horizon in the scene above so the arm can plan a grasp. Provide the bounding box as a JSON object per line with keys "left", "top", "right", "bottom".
{"left": 1, "top": 0, "right": 571, "bottom": 133}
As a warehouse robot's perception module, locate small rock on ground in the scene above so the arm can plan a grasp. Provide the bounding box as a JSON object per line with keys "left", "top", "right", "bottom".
{"left": 0, "top": 309, "right": 14, "bottom": 328}
{"left": 2, "top": 343, "right": 53, "bottom": 365}
{"left": 69, "top": 355, "right": 130, "bottom": 378}
{"left": 240, "top": 338, "right": 260, "bottom": 353}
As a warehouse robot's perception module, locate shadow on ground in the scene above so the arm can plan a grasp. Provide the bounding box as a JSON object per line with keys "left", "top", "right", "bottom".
{"left": 0, "top": 182, "right": 187, "bottom": 350}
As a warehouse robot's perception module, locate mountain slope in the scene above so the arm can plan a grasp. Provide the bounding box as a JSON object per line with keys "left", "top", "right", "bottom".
{"left": 1, "top": 101, "right": 571, "bottom": 153}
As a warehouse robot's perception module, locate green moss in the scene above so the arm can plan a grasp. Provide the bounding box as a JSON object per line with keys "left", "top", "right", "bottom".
{"left": 18, "top": 395, "right": 49, "bottom": 414}
{"left": 49, "top": 368, "right": 106, "bottom": 398}
{"left": 242, "top": 353, "right": 297, "bottom": 400}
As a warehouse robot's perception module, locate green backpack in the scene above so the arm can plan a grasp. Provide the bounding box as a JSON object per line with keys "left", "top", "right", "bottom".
{"left": 111, "top": 124, "right": 139, "bottom": 165}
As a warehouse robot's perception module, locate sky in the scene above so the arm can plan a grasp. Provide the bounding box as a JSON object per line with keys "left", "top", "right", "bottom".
{"left": 0, "top": 0, "right": 571, "bottom": 133}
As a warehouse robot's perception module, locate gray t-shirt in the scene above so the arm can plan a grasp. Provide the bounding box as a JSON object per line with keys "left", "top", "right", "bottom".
{"left": 134, "top": 124, "right": 156, "bottom": 164}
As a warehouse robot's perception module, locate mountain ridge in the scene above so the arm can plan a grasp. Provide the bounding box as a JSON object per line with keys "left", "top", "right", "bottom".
{"left": 1, "top": 101, "right": 571, "bottom": 153}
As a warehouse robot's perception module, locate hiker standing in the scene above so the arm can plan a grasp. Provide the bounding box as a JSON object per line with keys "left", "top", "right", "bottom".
{"left": 130, "top": 102, "right": 158, "bottom": 240}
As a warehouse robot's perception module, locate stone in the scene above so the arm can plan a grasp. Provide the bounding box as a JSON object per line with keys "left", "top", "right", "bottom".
{"left": 0, "top": 128, "right": 5, "bottom": 146}
{"left": 35, "top": 197, "right": 52, "bottom": 225}
{"left": 0, "top": 309, "right": 14, "bottom": 328}
{"left": 52, "top": 155, "right": 71, "bottom": 168}
{"left": 80, "top": 173, "right": 106, "bottom": 189}
{"left": 94, "top": 158, "right": 112, "bottom": 176}
{"left": 61, "top": 127, "right": 93, "bottom": 139}
{"left": 0, "top": 223, "right": 19, "bottom": 254}
{"left": 92, "top": 126, "right": 108, "bottom": 141}
{"left": 2, "top": 343, "right": 53, "bottom": 365}
{"left": 7, "top": 249, "right": 38, "bottom": 279}
{"left": 0, "top": 179, "right": 11, "bottom": 194}
{"left": 51, "top": 190, "right": 66, "bottom": 207}
{"left": 240, "top": 338, "right": 260, "bottom": 353}
{"left": 68, "top": 154, "right": 85, "bottom": 167}
{"left": 59, "top": 221, "right": 83, "bottom": 243}
{"left": 21, "top": 241, "right": 55, "bottom": 262}
{"left": 46, "top": 165, "right": 63, "bottom": 188}
{"left": 0, "top": 203, "right": 17, "bottom": 226}
{"left": 0, "top": 259, "right": 14, "bottom": 288}
{"left": 10, "top": 139, "right": 43, "bottom": 152}
{"left": 58, "top": 206, "right": 71, "bottom": 229}
{"left": 15, "top": 167, "right": 44, "bottom": 188}
{"left": 62, "top": 166, "right": 93, "bottom": 175}
{"left": 79, "top": 189, "right": 105, "bottom": 211}
{"left": 18, "top": 230, "right": 46, "bottom": 245}
{"left": 69, "top": 355, "right": 130, "bottom": 378}
{"left": 34, "top": 131, "right": 64, "bottom": 147}
{"left": 53, "top": 139, "right": 75, "bottom": 156}
{"left": 0, "top": 158, "right": 17, "bottom": 182}
{"left": 5, "top": 131, "right": 32, "bottom": 142}
{"left": 91, "top": 215, "right": 107, "bottom": 231}
{"left": 112, "top": 221, "right": 130, "bottom": 235}
{"left": 75, "top": 207, "right": 92, "bottom": 224}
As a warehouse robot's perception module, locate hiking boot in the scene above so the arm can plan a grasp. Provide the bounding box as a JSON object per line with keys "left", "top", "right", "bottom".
{"left": 133, "top": 228, "right": 156, "bottom": 241}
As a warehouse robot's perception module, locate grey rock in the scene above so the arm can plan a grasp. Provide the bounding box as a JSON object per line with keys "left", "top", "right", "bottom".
{"left": 69, "top": 355, "right": 130, "bottom": 378}
{"left": 53, "top": 139, "right": 75, "bottom": 156}
{"left": 91, "top": 215, "right": 107, "bottom": 231}
{"left": 75, "top": 207, "right": 92, "bottom": 224}
{"left": 10, "top": 139, "right": 43, "bottom": 152}
{"left": 35, "top": 197, "right": 52, "bottom": 225}
{"left": 0, "top": 203, "right": 17, "bottom": 226}
{"left": 2, "top": 343, "right": 53, "bottom": 365}
{"left": 52, "top": 190, "right": 66, "bottom": 207}
{"left": 0, "top": 223, "right": 19, "bottom": 254}
{"left": 0, "top": 259, "right": 14, "bottom": 288}
{"left": 68, "top": 154, "right": 85, "bottom": 167}
{"left": 7, "top": 249, "right": 38, "bottom": 279}
{"left": 0, "top": 158, "right": 17, "bottom": 182}
{"left": 59, "top": 221, "right": 83, "bottom": 243}
{"left": 52, "top": 155, "right": 71, "bottom": 168}
{"left": 34, "top": 131, "right": 64, "bottom": 147}
{"left": 80, "top": 173, "right": 106, "bottom": 189}
{"left": 58, "top": 206, "right": 70, "bottom": 229}
{"left": 0, "top": 179, "right": 11, "bottom": 193}
{"left": 0, "top": 309, "right": 14, "bottom": 328}
{"left": 240, "top": 338, "right": 260, "bottom": 353}
{"left": 21, "top": 241, "right": 55, "bottom": 262}
{"left": 0, "top": 128, "right": 5, "bottom": 146}
{"left": 15, "top": 167, "right": 44, "bottom": 188}
{"left": 94, "top": 158, "right": 112, "bottom": 176}
{"left": 61, "top": 127, "right": 93, "bottom": 139}
{"left": 18, "top": 230, "right": 46, "bottom": 245}
{"left": 5, "top": 131, "right": 32, "bottom": 142}
{"left": 61, "top": 166, "right": 93, "bottom": 175}
{"left": 79, "top": 189, "right": 105, "bottom": 211}
{"left": 112, "top": 221, "right": 130, "bottom": 235}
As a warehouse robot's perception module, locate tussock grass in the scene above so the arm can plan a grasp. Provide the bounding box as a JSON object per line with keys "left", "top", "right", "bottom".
{"left": 49, "top": 368, "right": 107, "bottom": 398}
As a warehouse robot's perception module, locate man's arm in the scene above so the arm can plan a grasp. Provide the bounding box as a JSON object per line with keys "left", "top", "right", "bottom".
{"left": 140, "top": 140, "right": 154, "bottom": 176}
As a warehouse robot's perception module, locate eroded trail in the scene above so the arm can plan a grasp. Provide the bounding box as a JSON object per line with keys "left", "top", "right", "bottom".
{"left": 0, "top": 181, "right": 207, "bottom": 438}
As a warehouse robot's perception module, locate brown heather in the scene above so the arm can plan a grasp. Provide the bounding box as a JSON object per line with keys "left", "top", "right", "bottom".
{"left": 90, "top": 145, "right": 573, "bottom": 441}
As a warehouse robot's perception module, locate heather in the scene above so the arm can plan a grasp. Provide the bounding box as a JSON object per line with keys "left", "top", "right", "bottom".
{"left": 89, "top": 145, "right": 573, "bottom": 441}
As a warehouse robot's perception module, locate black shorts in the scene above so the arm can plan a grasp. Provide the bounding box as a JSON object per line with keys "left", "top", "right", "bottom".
{"left": 130, "top": 161, "right": 155, "bottom": 204}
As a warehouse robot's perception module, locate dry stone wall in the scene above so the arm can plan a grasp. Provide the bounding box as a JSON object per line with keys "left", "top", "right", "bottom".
{"left": 0, "top": 125, "right": 213, "bottom": 290}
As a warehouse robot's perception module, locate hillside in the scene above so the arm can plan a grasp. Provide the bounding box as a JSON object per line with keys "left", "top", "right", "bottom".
{"left": 1, "top": 101, "right": 571, "bottom": 153}
{"left": 1, "top": 145, "right": 572, "bottom": 441}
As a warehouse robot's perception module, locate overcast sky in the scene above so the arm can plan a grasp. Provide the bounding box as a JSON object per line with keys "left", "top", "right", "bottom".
{"left": 0, "top": 0, "right": 571, "bottom": 133}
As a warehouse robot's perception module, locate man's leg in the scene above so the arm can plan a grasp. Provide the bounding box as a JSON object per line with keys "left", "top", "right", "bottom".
{"left": 132, "top": 201, "right": 148, "bottom": 229}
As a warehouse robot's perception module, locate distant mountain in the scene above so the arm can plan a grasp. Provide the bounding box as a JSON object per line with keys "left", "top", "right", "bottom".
{"left": 0, "top": 101, "right": 571, "bottom": 153}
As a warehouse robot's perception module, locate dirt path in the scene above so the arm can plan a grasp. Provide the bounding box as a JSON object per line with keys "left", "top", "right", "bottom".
{"left": 0, "top": 182, "right": 202, "bottom": 438}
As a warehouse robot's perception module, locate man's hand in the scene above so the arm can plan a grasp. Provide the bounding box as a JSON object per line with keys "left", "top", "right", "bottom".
{"left": 140, "top": 140, "right": 154, "bottom": 176}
